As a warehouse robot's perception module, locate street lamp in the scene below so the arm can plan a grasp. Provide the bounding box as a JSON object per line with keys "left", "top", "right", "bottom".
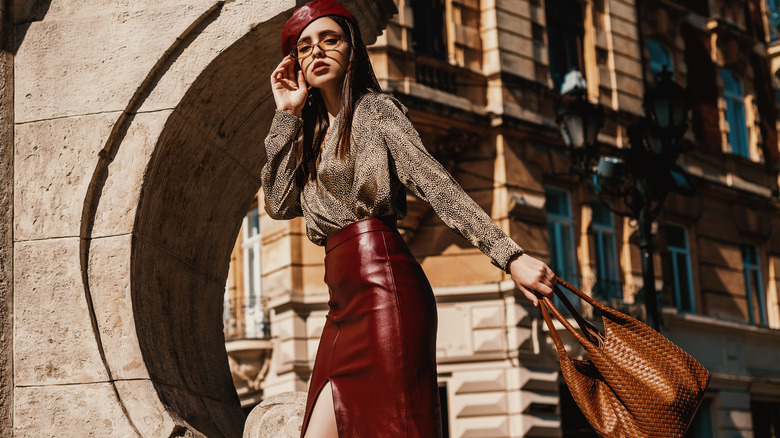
{"left": 555, "top": 68, "right": 691, "bottom": 330}
{"left": 556, "top": 73, "right": 603, "bottom": 176}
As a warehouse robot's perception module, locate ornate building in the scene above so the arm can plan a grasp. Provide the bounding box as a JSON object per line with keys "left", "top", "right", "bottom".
{"left": 225, "top": 0, "right": 780, "bottom": 436}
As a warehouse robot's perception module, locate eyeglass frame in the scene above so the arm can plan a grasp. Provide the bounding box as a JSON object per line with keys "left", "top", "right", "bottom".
{"left": 290, "top": 33, "right": 352, "bottom": 60}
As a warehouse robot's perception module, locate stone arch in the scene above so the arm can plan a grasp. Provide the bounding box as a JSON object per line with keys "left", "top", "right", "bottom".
{"left": 74, "top": 1, "right": 395, "bottom": 436}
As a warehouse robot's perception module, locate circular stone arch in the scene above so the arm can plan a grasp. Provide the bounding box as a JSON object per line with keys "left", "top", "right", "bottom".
{"left": 79, "top": 1, "right": 395, "bottom": 436}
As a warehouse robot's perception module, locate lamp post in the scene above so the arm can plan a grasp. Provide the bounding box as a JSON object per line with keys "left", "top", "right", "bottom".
{"left": 555, "top": 68, "right": 691, "bottom": 330}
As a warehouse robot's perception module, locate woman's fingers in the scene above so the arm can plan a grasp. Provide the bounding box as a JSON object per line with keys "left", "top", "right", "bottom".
{"left": 297, "top": 69, "right": 307, "bottom": 90}
{"left": 508, "top": 253, "right": 556, "bottom": 303}
{"left": 517, "top": 284, "right": 539, "bottom": 307}
{"left": 284, "top": 58, "right": 294, "bottom": 83}
{"left": 271, "top": 57, "right": 300, "bottom": 88}
{"left": 533, "top": 280, "right": 553, "bottom": 297}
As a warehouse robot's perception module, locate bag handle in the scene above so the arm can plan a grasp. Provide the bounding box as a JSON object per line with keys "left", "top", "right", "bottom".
{"left": 540, "top": 294, "right": 589, "bottom": 353}
{"left": 552, "top": 278, "right": 603, "bottom": 344}
{"left": 556, "top": 276, "right": 603, "bottom": 309}
{"left": 538, "top": 277, "right": 604, "bottom": 353}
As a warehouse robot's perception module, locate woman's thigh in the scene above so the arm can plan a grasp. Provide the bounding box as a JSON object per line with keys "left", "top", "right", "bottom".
{"left": 303, "top": 381, "right": 338, "bottom": 438}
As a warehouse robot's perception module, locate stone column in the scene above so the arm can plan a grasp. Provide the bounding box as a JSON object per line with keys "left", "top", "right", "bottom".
{"left": 0, "top": 0, "right": 13, "bottom": 435}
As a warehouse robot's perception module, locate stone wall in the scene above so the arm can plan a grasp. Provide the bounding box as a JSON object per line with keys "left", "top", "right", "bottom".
{"left": 9, "top": 0, "right": 395, "bottom": 436}
{"left": 0, "top": 0, "right": 13, "bottom": 435}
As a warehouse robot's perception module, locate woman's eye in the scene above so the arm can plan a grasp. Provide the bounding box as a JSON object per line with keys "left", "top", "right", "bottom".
{"left": 298, "top": 45, "right": 313, "bottom": 53}
{"left": 323, "top": 37, "right": 340, "bottom": 46}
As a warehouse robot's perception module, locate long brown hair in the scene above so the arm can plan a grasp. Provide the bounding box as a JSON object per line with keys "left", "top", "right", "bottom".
{"left": 293, "top": 15, "right": 382, "bottom": 188}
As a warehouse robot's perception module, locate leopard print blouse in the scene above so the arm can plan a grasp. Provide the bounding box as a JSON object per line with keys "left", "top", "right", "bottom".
{"left": 261, "top": 92, "right": 524, "bottom": 271}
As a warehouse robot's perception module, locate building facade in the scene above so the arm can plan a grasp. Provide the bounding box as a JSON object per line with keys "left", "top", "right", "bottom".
{"left": 226, "top": 0, "right": 780, "bottom": 436}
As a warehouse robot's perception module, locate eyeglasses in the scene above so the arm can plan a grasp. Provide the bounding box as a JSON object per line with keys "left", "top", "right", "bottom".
{"left": 291, "top": 34, "right": 351, "bottom": 60}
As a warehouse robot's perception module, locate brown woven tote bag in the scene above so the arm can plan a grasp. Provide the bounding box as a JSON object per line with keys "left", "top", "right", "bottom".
{"left": 540, "top": 277, "right": 711, "bottom": 438}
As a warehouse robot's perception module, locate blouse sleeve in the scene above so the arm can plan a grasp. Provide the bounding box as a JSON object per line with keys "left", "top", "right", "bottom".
{"left": 367, "top": 94, "right": 525, "bottom": 272}
{"left": 261, "top": 110, "right": 304, "bottom": 220}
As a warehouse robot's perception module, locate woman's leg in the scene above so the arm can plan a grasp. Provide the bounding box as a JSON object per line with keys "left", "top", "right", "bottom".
{"left": 303, "top": 381, "right": 338, "bottom": 438}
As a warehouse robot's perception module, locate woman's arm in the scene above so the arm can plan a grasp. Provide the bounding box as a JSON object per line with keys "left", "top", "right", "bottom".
{"left": 261, "top": 110, "right": 304, "bottom": 219}
{"left": 368, "top": 94, "right": 554, "bottom": 304}
{"left": 261, "top": 56, "right": 309, "bottom": 220}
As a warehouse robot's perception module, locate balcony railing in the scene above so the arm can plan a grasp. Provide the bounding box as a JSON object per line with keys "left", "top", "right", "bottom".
{"left": 223, "top": 297, "right": 270, "bottom": 341}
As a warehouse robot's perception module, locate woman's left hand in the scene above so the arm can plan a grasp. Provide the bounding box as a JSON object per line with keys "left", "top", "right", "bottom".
{"left": 508, "top": 253, "right": 555, "bottom": 307}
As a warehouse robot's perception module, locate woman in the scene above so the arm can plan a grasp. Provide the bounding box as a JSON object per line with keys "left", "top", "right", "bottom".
{"left": 264, "top": 1, "right": 556, "bottom": 436}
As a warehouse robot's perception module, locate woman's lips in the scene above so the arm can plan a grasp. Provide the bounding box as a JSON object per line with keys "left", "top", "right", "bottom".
{"left": 312, "top": 62, "right": 329, "bottom": 73}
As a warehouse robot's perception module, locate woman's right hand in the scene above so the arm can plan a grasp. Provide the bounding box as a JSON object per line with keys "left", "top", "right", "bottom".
{"left": 508, "top": 253, "right": 555, "bottom": 307}
{"left": 271, "top": 56, "right": 308, "bottom": 117}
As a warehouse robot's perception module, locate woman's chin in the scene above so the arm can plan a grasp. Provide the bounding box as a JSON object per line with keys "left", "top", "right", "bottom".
{"left": 307, "top": 75, "right": 345, "bottom": 91}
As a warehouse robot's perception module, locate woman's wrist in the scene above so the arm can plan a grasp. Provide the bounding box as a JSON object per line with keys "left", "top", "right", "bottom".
{"left": 280, "top": 107, "right": 302, "bottom": 117}
{"left": 506, "top": 250, "right": 526, "bottom": 272}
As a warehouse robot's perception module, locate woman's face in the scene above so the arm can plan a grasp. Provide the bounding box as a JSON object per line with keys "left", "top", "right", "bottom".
{"left": 296, "top": 17, "right": 351, "bottom": 91}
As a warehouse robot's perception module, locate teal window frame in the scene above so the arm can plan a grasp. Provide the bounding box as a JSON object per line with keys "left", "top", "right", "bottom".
{"left": 685, "top": 399, "right": 713, "bottom": 437}
{"left": 768, "top": 0, "right": 780, "bottom": 41}
{"left": 741, "top": 244, "right": 766, "bottom": 326}
{"left": 647, "top": 38, "right": 673, "bottom": 82}
{"left": 545, "top": 187, "right": 580, "bottom": 308}
{"left": 664, "top": 224, "right": 696, "bottom": 313}
{"left": 590, "top": 201, "right": 620, "bottom": 300}
{"left": 721, "top": 69, "right": 750, "bottom": 158}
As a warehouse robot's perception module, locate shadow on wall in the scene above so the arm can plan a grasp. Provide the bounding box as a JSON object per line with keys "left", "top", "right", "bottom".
{"left": 12, "top": 0, "right": 51, "bottom": 53}
{"left": 129, "top": 11, "right": 291, "bottom": 436}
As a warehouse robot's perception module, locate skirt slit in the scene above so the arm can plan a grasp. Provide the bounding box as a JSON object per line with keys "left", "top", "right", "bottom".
{"left": 299, "top": 217, "right": 442, "bottom": 438}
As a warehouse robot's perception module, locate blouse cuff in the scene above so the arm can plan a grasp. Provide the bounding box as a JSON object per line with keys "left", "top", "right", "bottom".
{"left": 266, "top": 109, "right": 303, "bottom": 153}
{"left": 488, "top": 236, "right": 526, "bottom": 273}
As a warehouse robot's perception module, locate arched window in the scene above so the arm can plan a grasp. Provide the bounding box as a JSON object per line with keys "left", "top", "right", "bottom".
{"left": 545, "top": 0, "right": 585, "bottom": 92}
{"left": 721, "top": 69, "right": 750, "bottom": 158}
{"left": 647, "top": 38, "right": 673, "bottom": 82}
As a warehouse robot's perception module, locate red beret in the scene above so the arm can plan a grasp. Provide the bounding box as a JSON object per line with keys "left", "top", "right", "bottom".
{"left": 281, "top": 0, "right": 357, "bottom": 56}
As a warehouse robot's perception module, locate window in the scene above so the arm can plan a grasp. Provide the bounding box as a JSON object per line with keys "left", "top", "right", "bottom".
{"left": 410, "top": 0, "right": 447, "bottom": 61}
{"left": 532, "top": 23, "right": 546, "bottom": 43}
{"left": 545, "top": 0, "right": 585, "bottom": 92}
{"left": 768, "top": 0, "right": 780, "bottom": 41}
{"left": 751, "top": 399, "right": 780, "bottom": 438}
{"left": 647, "top": 38, "right": 673, "bottom": 82}
{"left": 742, "top": 244, "right": 767, "bottom": 325}
{"left": 242, "top": 207, "right": 268, "bottom": 338}
{"left": 590, "top": 201, "right": 620, "bottom": 300}
{"left": 546, "top": 187, "right": 579, "bottom": 307}
{"left": 663, "top": 225, "right": 695, "bottom": 313}
{"left": 685, "top": 399, "right": 713, "bottom": 438}
{"left": 721, "top": 69, "right": 750, "bottom": 158}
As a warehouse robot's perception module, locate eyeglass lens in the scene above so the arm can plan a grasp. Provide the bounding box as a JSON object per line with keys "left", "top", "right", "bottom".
{"left": 294, "top": 35, "right": 346, "bottom": 59}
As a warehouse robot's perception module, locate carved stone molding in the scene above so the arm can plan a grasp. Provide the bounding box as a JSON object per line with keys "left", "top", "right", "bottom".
{"left": 226, "top": 339, "right": 274, "bottom": 408}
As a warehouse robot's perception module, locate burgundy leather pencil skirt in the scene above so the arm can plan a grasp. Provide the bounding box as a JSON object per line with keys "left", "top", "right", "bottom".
{"left": 300, "top": 217, "right": 442, "bottom": 438}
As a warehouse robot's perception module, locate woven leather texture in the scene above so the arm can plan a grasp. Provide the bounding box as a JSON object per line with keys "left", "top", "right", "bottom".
{"left": 541, "top": 277, "right": 711, "bottom": 438}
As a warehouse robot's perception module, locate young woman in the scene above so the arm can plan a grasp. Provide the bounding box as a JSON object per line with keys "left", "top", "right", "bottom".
{"left": 264, "top": 1, "right": 556, "bottom": 436}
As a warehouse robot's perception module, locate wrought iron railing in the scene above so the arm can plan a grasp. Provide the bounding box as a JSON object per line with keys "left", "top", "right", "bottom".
{"left": 223, "top": 296, "right": 271, "bottom": 341}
